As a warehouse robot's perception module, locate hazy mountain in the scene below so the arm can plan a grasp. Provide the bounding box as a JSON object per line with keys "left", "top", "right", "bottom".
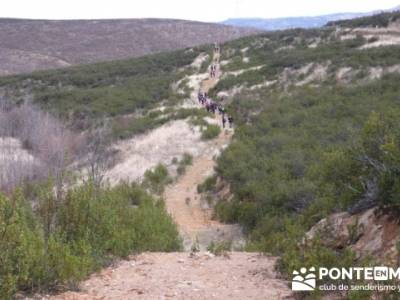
{"left": 222, "top": 6, "right": 400, "bottom": 30}
{"left": 0, "top": 18, "right": 259, "bottom": 75}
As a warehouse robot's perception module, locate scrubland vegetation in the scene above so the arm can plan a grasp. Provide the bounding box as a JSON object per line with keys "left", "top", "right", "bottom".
{"left": 0, "top": 180, "right": 180, "bottom": 298}
{"left": 0, "top": 46, "right": 206, "bottom": 298}
{"left": 327, "top": 11, "right": 400, "bottom": 28}
{"left": 205, "top": 15, "right": 400, "bottom": 298}
{"left": 210, "top": 29, "right": 400, "bottom": 98}
{"left": 0, "top": 46, "right": 208, "bottom": 130}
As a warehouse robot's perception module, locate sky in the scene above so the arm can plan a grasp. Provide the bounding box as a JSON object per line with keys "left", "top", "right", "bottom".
{"left": 1, "top": 0, "right": 399, "bottom": 22}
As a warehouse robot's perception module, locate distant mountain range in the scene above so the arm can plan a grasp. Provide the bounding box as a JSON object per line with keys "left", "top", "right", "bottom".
{"left": 222, "top": 6, "right": 400, "bottom": 30}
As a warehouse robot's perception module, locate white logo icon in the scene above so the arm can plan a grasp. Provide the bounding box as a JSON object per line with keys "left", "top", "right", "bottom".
{"left": 292, "top": 267, "right": 316, "bottom": 291}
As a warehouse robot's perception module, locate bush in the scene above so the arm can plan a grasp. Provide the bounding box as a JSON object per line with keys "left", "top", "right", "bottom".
{"left": 177, "top": 153, "right": 193, "bottom": 176}
{"left": 201, "top": 124, "right": 221, "bottom": 140}
{"left": 197, "top": 175, "right": 217, "bottom": 193}
{"left": 207, "top": 241, "right": 231, "bottom": 255}
{"left": 0, "top": 181, "right": 181, "bottom": 298}
{"left": 142, "top": 164, "right": 172, "bottom": 194}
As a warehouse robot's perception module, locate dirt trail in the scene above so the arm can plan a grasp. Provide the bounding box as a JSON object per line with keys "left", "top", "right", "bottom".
{"left": 39, "top": 48, "right": 293, "bottom": 300}
{"left": 164, "top": 48, "right": 243, "bottom": 250}
{"left": 48, "top": 253, "right": 292, "bottom": 300}
{"left": 164, "top": 123, "right": 243, "bottom": 250}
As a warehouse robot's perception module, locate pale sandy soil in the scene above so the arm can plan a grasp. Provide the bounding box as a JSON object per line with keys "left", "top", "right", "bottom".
{"left": 337, "top": 22, "right": 400, "bottom": 49}
{"left": 295, "top": 63, "right": 330, "bottom": 86}
{"left": 190, "top": 53, "right": 209, "bottom": 70}
{"left": 43, "top": 252, "right": 293, "bottom": 300}
{"left": 105, "top": 120, "right": 209, "bottom": 185}
{"left": 163, "top": 128, "right": 241, "bottom": 250}
{"left": 222, "top": 65, "right": 264, "bottom": 77}
{"left": 105, "top": 53, "right": 221, "bottom": 186}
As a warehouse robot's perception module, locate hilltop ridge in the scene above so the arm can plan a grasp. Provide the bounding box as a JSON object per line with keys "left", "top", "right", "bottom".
{"left": 0, "top": 18, "right": 259, "bottom": 75}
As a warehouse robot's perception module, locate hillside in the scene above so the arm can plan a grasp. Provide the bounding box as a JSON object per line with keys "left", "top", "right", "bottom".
{"left": 327, "top": 9, "right": 400, "bottom": 27}
{"left": 208, "top": 12, "right": 400, "bottom": 299}
{"left": 222, "top": 6, "right": 400, "bottom": 30}
{"left": 0, "top": 18, "right": 258, "bottom": 75}
{"left": 223, "top": 13, "right": 369, "bottom": 30}
{"left": 0, "top": 46, "right": 214, "bottom": 126}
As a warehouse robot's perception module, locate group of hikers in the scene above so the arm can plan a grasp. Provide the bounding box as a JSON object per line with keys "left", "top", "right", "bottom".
{"left": 195, "top": 43, "right": 233, "bottom": 129}
{"left": 197, "top": 91, "right": 233, "bottom": 129}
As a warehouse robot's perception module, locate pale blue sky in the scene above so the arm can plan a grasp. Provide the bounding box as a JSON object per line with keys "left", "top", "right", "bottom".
{"left": 2, "top": 0, "right": 399, "bottom": 22}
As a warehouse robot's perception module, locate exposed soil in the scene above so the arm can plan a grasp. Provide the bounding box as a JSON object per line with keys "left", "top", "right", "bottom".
{"left": 164, "top": 129, "right": 243, "bottom": 250}
{"left": 105, "top": 120, "right": 209, "bottom": 185}
{"left": 43, "top": 252, "right": 292, "bottom": 300}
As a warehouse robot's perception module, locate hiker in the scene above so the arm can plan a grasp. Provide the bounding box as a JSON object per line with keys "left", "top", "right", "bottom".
{"left": 198, "top": 91, "right": 203, "bottom": 103}
{"left": 214, "top": 103, "right": 218, "bottom": 114}
{"left": 211, "top": 103, "right": 217, "bottom": 114}
{"left": 222, "top": 115, "right": 226, "bottom": 128}
{"left": 219, "top": 105, "right": 225, "bottom": 116}
{"left": 211, "top": 65, "right": 217, "bottom": 78}
{"left": 228, "top": 116, "right": 234, "bottom": 128}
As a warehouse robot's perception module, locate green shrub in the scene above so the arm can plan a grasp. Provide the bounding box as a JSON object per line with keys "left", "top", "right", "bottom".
{"left": 201, "top": 124, "right": 221, "bottom": 140}
{"left": 177, "top": 153, "right": 193, "bottom": 176}
{"left": 181, "top": 153, "right": 193, "bottom": 166}
{"left": 0, "top": 181, "right": 181, "bottom": 298}
{"left": 197, "top": 175, "right": 217, "bottom": 193}
{"left": 142, "top": 164, "right": 172, "bottom": 194}
{"left": 130, "top": 199, "right": 182, "bottom": 252}
{"left": 207, "top": 241, "right": 231, "bottom": 255}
